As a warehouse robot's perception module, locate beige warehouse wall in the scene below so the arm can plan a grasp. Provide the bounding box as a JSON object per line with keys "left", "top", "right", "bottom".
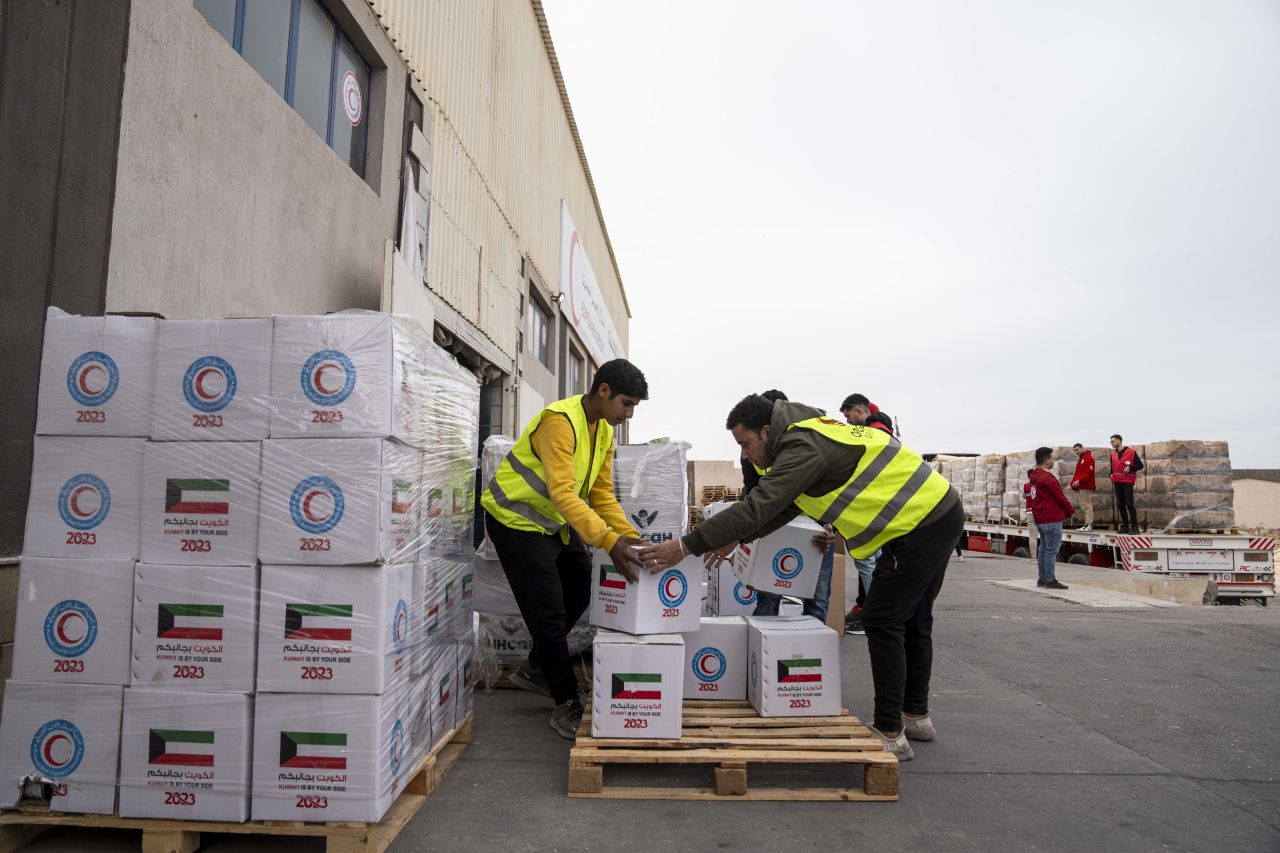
{"left": 105, "top": 0, "right": 406, "bottom": 318}
{"left": 367, "top": 0, "right": 631, "bottom": 359}
{"left": 1233, "top": 480, "right": 1280, "bottom": 529}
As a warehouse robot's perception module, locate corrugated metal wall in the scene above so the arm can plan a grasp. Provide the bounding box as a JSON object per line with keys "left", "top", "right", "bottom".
{"left": 367, "top": 0, "right": 630, "bottom": 361}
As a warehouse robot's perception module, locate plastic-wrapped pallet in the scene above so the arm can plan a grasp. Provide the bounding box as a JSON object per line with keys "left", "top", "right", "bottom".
{"left": 473, "top": 612, "right": 595, "bottom": 689}
{"left": 475, "top": 435, "right": 516, "bottom": 560}
{"left": 1137, "top": 440, "right": 1234, "bottom": 530}
{"left": 612, "top": 440, "right": 691, "bottom": 544}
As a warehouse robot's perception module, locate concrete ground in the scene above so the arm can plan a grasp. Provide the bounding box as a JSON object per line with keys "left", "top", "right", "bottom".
{"left": 24, "top": 551, "right": 1280, "bottom": 851}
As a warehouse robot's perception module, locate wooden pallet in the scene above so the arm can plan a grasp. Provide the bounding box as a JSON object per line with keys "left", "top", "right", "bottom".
{"left": 567, "top": 701, "right": 897, "bottom": 802}
{"left": 0, "top": 714, "right": 473, "bottom": 853}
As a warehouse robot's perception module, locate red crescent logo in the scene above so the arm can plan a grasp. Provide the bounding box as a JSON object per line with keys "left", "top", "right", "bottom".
{"left": 302, "top": 489, "right": 332, "bottom": 524}
{"left": 395, "top": 611, "right": 407, "bottom": 642}
{"left": 664, "top": 577, "right": 681, "bottom": 599}
{"left": 313, "top": 363, "right": 342, "bottom": 396}
{"left": 69, "top": 485, "right": 97, "bottom": 518}
{"left": 78, "top": 364, "right": 105, "bottom": 396}
{"left": 43, "top": 734, "right": 72, "bottom": 768}
{"left": 699, "top": 654, "right": 718, "bottom": 676}
{"left": 779, "top": 554, "right": 798, "bottom": 573}
{"left": 56, "top": 612, "right": 86, "bottom": 645}
{"left": 194, "top": 367, "right": 223, "bottom": 401}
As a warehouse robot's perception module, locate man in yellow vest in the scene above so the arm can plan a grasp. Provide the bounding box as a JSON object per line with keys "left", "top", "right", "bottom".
{"left": 481, "top": 359, "right": 648, "bottom": 739}
{"left": 640, "top": 394, "right": 963, "bottom": 761}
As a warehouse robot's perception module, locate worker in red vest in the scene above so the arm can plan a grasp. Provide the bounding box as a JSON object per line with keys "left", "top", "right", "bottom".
{"left": 1070, "top": 442, "right": 1097, "bottom": 531}
{"left": 1109, "top": 434, "right": 1140, "bottom": 534}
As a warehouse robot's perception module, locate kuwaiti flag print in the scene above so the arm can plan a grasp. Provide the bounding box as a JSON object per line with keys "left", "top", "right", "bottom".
{"left": 284, "top": 603, "right": 353, "bottom": 641}
{"left": 280, "top": 731, "right": 347, "bottom": 769}
{"left": 599, "top": 563, "right": 627, "bottom": 590}
{"left": 158, "top": 603, "right": 224, "bottom": 640}
{"left": 612, "top": 672, "right": 661, "bottom": 700}
{"left": 149, "top": 729, "right": 215, "bottom": 767}
{"left": 165, "top": 479, "right": 230, "bottom": 514}
{"left": 777, "top": 658, "right": 822, "bottom": 683}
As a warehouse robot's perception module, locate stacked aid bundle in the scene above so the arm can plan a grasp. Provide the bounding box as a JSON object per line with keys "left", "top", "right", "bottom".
{"left": 0, "top": 307, "right": 479, "bottom": 825}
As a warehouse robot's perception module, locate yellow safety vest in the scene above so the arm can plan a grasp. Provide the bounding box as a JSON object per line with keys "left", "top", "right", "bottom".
{"left": 481, "top": 396, "right": 613, "bottom": 536}
{"left": 786, "top": 417, "right": 951, "bottom": 559}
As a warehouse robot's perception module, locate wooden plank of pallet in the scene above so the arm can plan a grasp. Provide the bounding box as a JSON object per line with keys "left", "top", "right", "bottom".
{"left": 0, "top": 714, "right": 474, "bottom": 853}
{"left": 569, "top": 702, "right": 898, "bottom": 801}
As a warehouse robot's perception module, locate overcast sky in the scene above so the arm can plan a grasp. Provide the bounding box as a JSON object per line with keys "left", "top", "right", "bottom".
{"left": 543, "top": 0, "right": 1280, "bottom": 467}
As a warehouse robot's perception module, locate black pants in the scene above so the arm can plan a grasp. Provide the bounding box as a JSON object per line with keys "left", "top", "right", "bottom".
{"left": 484, "top": 512, "right": 591, "bottom": 705}
{"left": 1114, "top": 482, "right": 1137, "bottom": 529}
{"left": 860, "top": 499, "right": 964, "bottom": 733}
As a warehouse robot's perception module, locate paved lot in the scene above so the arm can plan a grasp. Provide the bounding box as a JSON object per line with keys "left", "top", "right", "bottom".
{"left": 24, "top": 551, "right": 1280, "bottom": 851}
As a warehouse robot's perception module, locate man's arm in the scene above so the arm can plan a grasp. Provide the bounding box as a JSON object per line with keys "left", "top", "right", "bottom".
{"left": 682, "top": 435, "right": 821, "bottom": 556}
{"left": 532, "top": 416, "right": 629, "bottom": 550}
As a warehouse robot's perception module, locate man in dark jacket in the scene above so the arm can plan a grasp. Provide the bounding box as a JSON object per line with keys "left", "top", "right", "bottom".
{"left": 641, "top": 395, "right": 963, "bottom": 762}
{"left": 738, "top": 390, "right": 836, "bottom": 623}
{"left": 1029, "top": 447, "right": 1074, "bottom": 589}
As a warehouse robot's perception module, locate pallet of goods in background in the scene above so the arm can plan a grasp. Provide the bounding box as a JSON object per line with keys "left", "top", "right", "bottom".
{"left": 0, "top": 308, "right": 480, "bottom": 853}
{"left": 935, "top": 439, "right": 1235, "bottom": 533}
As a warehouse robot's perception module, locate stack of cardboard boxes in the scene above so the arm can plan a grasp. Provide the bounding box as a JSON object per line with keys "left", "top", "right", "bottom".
{"left": 590, "top": 444, "right": 843, "bottom": 737}
{"left": 0, "top": 308, "right": 479, "bottom": 824}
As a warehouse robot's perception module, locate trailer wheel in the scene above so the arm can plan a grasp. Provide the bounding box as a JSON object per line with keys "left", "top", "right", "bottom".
{"left": 1067, "top": 554, "right": 1088, "bottom": 565}
{"left": 1012, "top": 546, "right": 1029, "bottom": 559}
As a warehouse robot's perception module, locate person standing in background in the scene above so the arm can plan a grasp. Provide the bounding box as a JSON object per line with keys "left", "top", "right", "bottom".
{"left": 1022, "top": 468, "right": 1038, "bottom": 564}
{"left": 1110, "top": 434, "right": 1141, "bottom": 534}
{"left": 1070, "top": 442, "right": 1096, "bottom": 531}
{"left": 1029, "top": 447, "right": 1073, "bottom": 590}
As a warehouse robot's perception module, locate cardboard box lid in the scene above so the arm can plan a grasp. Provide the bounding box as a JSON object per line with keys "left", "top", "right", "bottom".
{"left": 697, "top": 616, "right": 747, "bottom": 628}
{"left": 745, "top": 614, "right": 830, "bottom": 634}
{"left": 595, "top": 629, "right": 685, "bottom": 646}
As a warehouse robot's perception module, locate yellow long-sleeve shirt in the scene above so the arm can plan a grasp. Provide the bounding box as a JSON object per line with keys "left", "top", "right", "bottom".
{"left": 530, "top": 413, "right": 637, "bottom": 552}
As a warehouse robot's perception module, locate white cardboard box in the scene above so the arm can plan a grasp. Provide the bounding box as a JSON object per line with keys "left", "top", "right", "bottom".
{"left": 10, "top": 558, "right": 134, "bottom": 686}
{"left": 746, "top": 615, "right": 842, "bottom": 717}
{"left": 455, "top": 643, "right": 474, "bottom": 723}
{"left": 268, "top": 312, "right": 433, "bottom": 444}
{"left": 591, "top": 631, "right": 684, "bottom": 739}
{"left": 251, "top": 686, "right": 411, "bottom": 823}
{"left": 405, "top": 672, "right": 432, "bottom": 772}
{"left": 140, "top": 441, "right": 262, "bottom": 566}
{"left": 35, "top": 308, "right": 156, "bottom": 437}
{"left": 590, "top": 550, "right": 701, "bottom": 635}
{"left": 131, "top": 564, "right": 258, "bottom": 692}
{"left": 24, "top": 437, "right": 143, "bottom": 559}
{"left": 257, "top": 438, "right": 419, "bottom": 565}
{"left": 0, "top": 682, "right": 124, "bottom": 813}
{"left": 151, "top": 319, "right": 273, "bottom": 441}
{"left": 118, "top": 689, "right": 252, "bottom": 821}
{"left": 708, "top": 561, "right": 758, "bottom": 617}
{"left": 733, "top": 517, "right": 826, "bottom": 599}
{"left": 425, "top": 644, "right": 457, "bottom": 745}
{"left": 612, "top": 443, "right": 689, "bottom": 545}
{"left": 683, "top": 616, "right": 748, "bottom": 701}
{"left": 257, "top": 564, "right": 412, "bottom": 695}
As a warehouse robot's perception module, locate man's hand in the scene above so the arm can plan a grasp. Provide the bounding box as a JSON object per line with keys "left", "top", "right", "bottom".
{"left": 812, "top": 523, "right": 836, "bottom": 551}
{"left": 1070, "top": 480, "right": 1079, "bottom": 490}
{"left": 638, "top": 539, "right": 685, "bottom": 574}
{"left": 702, "top": 541, "right": 738, "bottom": 569}
{"left": 609, "top": 535, "right": 645, "bottom": 583}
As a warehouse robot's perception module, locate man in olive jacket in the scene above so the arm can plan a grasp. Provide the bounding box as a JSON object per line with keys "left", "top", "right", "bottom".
{"left": 641, "top": 394, "right": 963, "bottom": 760}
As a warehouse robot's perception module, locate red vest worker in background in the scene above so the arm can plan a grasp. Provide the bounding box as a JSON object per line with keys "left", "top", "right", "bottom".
{"left": 1070, "top": 443, "right": 1096, "bottom": 531}
{"left": 1109, "top": 434, "right": 1140, "bottom": 534}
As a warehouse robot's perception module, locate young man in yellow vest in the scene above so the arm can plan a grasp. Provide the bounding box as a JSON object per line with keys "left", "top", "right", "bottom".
{"left": 640, "top": 394, "right": 963, "bottom": 761}
{"left": 481, "top": 359, "right": 648, "bottom": 738}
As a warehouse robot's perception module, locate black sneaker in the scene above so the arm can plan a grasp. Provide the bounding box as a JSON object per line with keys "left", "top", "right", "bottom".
{"left": 1036, "top": 579, "right": 1047, "bottom": 587}
{"left": 549, "top": 699, "right": 584, "bottom": 740}
{"left": 844, "top": 610, "right": 865, "bottom": 635}
{"left": 1044, "top": 580, "right": 1069, "bottom": 590}
{"left": 508, "top": 660, "right": 551, "bottom": 698}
